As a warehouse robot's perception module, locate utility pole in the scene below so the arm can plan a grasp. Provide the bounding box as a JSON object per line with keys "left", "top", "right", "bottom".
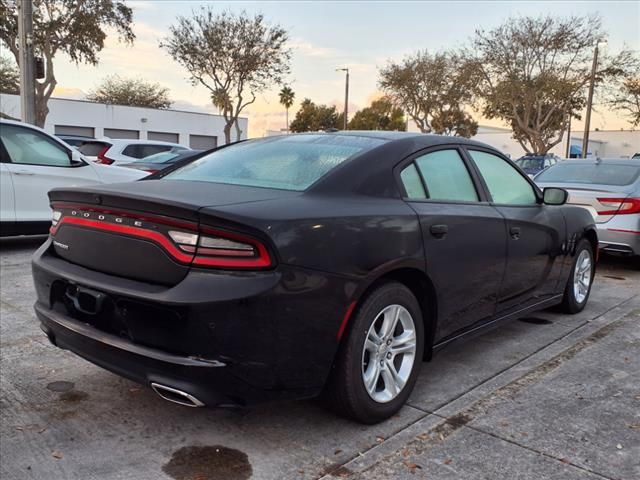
{"left": 336, "top": 68, "right": 349, "bottom": 130}
{"left": 582, "top": 41, "right": 606, "bottom": 158}
{"left": 18, "top": 0, "right": 36, "bottom": 125}
{"left": 565, "top": 113, "right": 572, "bottom": 158}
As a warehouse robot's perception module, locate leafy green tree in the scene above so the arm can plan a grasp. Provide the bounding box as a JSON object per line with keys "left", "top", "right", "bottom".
{"left": 0, "top": 0, "right": 134, "bottom": 126}
{"left": 379, "top": 50, "right": 477, "bottom": 137}
{"left": 279, "top": 86, "right": 295, "bottom": 132}
{"left": 162, "top": 9, "right": 291, "bottom": 143}
{"left": 289, "top": 98, "right": 340, "bottom": 132}
{"left": 468, "top": 15, "right": 637, "bottom": 154}
{"left": 0, "top": 56, "right": 19, "bottom": 94}
{"left": 87, "top": 75, "right": 171, "bottom": 109}
{"left": 348, "top": 96, "right": 406, "bottom": 131}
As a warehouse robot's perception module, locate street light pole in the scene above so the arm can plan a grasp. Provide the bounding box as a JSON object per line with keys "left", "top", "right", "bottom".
{"left": 336, "top": 68, "right": 349, "bottom": 130}
{"left": 17, "top": 0, "right": 37, "bottom": 125}
{"left": 582, "top": 41, "right": 605, "bottom": 158}
{"left": 565, "top": 113, "right": 572, "bottom": 158}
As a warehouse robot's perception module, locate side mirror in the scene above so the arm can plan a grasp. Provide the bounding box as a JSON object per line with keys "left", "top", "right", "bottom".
{"left": 543, "top": 187, "right": 568, "bottom": 205}
{"left": 70, "top": 149, "right": 85, "bottom": 167}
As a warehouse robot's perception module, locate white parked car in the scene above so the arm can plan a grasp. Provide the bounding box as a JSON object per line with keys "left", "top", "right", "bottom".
{"left": 78, "top": 138, "right": 190, "bottom": 166}
{"left": 0, "top": 120, "right": 147, "bottom": 236}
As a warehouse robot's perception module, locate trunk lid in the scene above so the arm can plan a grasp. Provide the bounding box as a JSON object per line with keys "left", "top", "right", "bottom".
{"left": 48, "top": 180, "right": 299, "bottom": 285}
{"left": 536, "top": 182, "right": 633, "bottom": 223}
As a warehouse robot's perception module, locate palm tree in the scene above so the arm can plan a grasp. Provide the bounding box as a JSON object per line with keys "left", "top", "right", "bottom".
{"left": 279, "top": 86, "right": 295, "bottom": 133}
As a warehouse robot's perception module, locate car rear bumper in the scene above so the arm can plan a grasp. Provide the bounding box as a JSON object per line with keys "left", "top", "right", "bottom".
{"left": 32, "top": 238, "right": 355, "bottom": 406}
{"left": 597, "top": 214, "right": 640, "bottom": 255}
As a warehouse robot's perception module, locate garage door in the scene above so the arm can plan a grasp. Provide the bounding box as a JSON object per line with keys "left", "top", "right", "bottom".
{"left": 54, "top": 125, "right": 95, "bottom": 137}
{"left": 148, "top": 131, "right": 179, "bottom": 143}
{"left": 103, "top": 128, "right": 139, "bottom": 140}
{"left": 189, "top": 135, "right": 217, "bottom": 150}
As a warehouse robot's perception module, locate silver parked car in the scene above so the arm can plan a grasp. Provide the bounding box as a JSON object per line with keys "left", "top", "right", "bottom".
{"left": 535, "top": 158, "right": 640, "bottom": 257}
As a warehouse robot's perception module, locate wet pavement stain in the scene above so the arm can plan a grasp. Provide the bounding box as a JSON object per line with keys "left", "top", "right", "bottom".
{"left": 46, "top": 381, "right": 74, "bottom": 392}
{"left": 519, "top": 317, "right": 553, "bottom": 325}
{"left": 59, "top": 390, "right": 89, "bottom": 403}
{"left": 163, "top": 446, "right": 252, "bottom": 480}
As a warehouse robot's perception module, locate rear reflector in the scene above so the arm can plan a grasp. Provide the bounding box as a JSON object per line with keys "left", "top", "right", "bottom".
{"left": 597, "top": 197, "right": 640, "bottom": 215}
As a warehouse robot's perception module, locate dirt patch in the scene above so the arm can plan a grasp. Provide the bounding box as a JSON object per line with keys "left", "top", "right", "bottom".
{"left": 46, "top": 381, "right": 74, "bottom": 393}
{"left": 163, "top": 446, "right": 252, "bottom": 480}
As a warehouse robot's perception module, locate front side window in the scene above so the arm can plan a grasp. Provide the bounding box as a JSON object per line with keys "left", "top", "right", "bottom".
{"left": 165, "top": 135, "right": 385, "bottom": 191}
{"left": 469, "top": 150, "right": 537, "bottom": 205}
{"left": 411, "top": 149, "right": 478, "bottom": 202}
{"left": 0, "top": 124, "right": 71, "bottom": 167}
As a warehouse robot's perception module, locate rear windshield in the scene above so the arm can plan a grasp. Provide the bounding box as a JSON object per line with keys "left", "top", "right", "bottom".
{"left": 141, "top": 149, "right": 187, "bottom": 164}
{"left": 164, "top": 135, "right": 385, "bottom": 191}
{"left": 516, "top": 158, "right": 543, "bottom": 169}
{"left": 78, "top": 141, "right": 111, "bottom": 156}
{"left": 536, "top": 162, "right": 640, "bottom": 186}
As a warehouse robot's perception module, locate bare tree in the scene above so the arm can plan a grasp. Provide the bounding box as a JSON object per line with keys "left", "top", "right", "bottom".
{"left": 379, "top": 50, "right": 478, "bottom": 137}
{"left": 0, "top": 0, "right": 134, "bottom": 127}
{"left": 87, "top": 75, "right": 171, "bottom": 109}
{"left": 162, "top": 9, "right": 291, "bottom": 143}
{"left": 606, "top": 75, "right": 640, "bottom": 127}
{"left": 468, "top": 15, "right": 637, "bottom": 154}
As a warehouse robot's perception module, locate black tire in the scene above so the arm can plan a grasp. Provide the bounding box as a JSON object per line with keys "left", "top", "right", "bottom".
{"left": 324, "top": 282, "right": 425, "bottom": 424}
{"left": 560, "top": 238, "right": 595, "bottom": 314}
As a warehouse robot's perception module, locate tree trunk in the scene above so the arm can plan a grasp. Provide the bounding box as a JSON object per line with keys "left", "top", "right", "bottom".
{"left": 286, "top": 108, "right": 289, "bottom": 133}
{"left": 234, "top": 119, "right": 242, "bottom": 141}
{"left": 223, "top": 122, "right": 232, "bottom": 144}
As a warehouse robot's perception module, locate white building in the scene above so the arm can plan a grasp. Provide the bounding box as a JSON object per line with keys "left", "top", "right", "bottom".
{"left": 0, "top": 94, "right": 248, "bottom": 149}
{"left": 473, "top": 125, "right": 639, "bottom": 159}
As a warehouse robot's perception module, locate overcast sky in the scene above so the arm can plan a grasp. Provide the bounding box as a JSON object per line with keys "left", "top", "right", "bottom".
{"left": 49, "top": 0, "right": 640, "bottom": 137}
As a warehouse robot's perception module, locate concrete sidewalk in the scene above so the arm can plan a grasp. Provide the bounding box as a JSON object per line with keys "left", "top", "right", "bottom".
{"left": 1, "top": 237, "right": 638, "bottom": 480}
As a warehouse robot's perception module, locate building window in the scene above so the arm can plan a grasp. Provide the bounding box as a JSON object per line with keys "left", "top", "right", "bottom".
{"left": 189, "top": 135, "right": 217, "bottom": 150}
{"left": 103, "top": 128, "right": 139, "bottom": 140}
{"left": 54, "top": 125, "right": 95, "bottom": 137}
{"left": 148, "top": 131, "right": 179, "bottom": 143}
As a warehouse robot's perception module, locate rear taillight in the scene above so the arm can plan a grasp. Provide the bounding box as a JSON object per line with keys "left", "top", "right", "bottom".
{"left": 597, "top": 197, "right": 640, "bottom": 215}
{"left": 96, "top": 147, "right": 115, "bottom": 165}
{"left": 50, "top": 204, "right": 273, "bottom": 269}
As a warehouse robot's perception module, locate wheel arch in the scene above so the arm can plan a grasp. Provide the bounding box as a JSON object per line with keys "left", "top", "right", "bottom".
{"left": 359, "top": 267, "right": 438, "bottom": 361}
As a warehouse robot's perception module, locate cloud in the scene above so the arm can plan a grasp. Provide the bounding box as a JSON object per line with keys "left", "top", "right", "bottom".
{"left": 288, "top": 38, "right": 336, "bottom": 58}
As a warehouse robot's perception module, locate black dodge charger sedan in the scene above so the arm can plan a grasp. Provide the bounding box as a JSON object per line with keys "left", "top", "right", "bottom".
{"left": 32, "top": 132, "right": 597, "bottom": 423}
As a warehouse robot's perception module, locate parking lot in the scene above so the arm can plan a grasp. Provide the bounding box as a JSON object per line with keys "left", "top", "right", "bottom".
{"left": 1, "top": 236, "right": 638, "bottom": 480}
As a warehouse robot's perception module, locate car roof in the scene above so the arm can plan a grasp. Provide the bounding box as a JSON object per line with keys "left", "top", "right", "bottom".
{"left": 554, "top": 158, "right": 640, "bottom": 165}
{"left": 102, "top": 138, "right": 185, "bottom": 146}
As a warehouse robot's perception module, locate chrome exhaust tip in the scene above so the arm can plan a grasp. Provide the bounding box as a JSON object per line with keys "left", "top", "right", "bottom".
{"left": 150, "top": 383, "right": 205, "bottom": 408}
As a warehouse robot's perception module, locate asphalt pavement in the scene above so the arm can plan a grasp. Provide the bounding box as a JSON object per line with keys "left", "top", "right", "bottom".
{"left": 1, "top": 236, "right": 638, "bottom": 480}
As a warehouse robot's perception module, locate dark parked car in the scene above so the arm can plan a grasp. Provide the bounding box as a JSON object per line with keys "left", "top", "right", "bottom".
{"left": 55, "top": 134, "right": 95, "bottom": 148}
{"left": 119, "top": 148, "right": 204, "bottom": 173}
{"left": 32, "top": 132, "right": 597, "bottom": 423}
{"left": 515, "top": 154, "right": 560, "bottom": 177}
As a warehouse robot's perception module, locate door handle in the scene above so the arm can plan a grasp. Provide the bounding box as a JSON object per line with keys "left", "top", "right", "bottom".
{"left": 13, "top": 170, "right": 35, "bottom": 176}
{"left": 510, "top": 226, "right": 521, "bottom": 240}
{"left": 430, "top": 224, "right": 448, "bottom": 238}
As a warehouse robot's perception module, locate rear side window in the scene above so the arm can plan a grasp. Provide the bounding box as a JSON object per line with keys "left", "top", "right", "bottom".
{"left": 405, "top": 149, "right": 478, "bottom": 202}
{"left": 469, "top": 150, "right": 537, "bottom": 205}
{"left": 400, "top": 163, "right": 427, "bottom": 199}
{"left": 535, "top": 163, "right": 640, "bottom": 186}
{"left": 79, "top": 141, "right": 110, "bottom": 156}
{"left": 165, "top": 135, "right": 385, "bottom": 191}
